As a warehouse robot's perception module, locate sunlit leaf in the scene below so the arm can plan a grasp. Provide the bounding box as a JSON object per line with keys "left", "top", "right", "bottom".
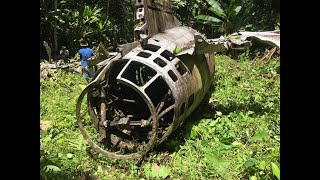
{"left": 231, "top": 141, "right": 242, "bottom": 147}
{"left": 233, "top": 6, "right": 242, "bottom": 16}
{"left": 206, "top": 0, "right": 226, "bottom": 18}
{"left": 250, "top": 176, "right": 257, "bottom": 180}
{"left": 190, "top": 127, "right": 198, "bottom": 139}
{"left": 249, "top": 131, "right": 269, "bottom": 142}
{"left": 91, "top": 16, "right": 99, "bottom": 22}
{"left": 244, "top": 158, "right": 257, "bottom": 168}
{"left": 173, "top": 46, "right": 182, "bottom": 55}
{"left": 271, "top": 162, "right": 280, "bottom": 179}
{"left": 67, "top": 153, "right": 73, "bottom": 159}
{"left": 44, "top": 165, "right": 61, "bottom": 172}
{"left": 259, "top": 161, "right": 266, "bottom": 170}
{"left": 195, "top": 15, "right": 222, "bottom": 23}
{"left": 216, "top": 111, "right": 222, "bottom": 116}
{"left": 245, "top": 24, "right": 253, "bottom": 29}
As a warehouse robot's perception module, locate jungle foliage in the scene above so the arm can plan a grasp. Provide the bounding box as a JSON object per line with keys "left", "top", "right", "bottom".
{"left": 40, "top": 0, "right": 279, "bottom": 60}
{"left": 40, "top": 54, "right": 280, "bottom": 179}
{"left": 40, "top": 0, "right": 135, "bottom": 59}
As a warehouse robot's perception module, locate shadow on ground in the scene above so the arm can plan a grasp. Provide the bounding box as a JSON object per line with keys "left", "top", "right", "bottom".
{"left": 152, "top": 85, "right": 273, "bottom": 159}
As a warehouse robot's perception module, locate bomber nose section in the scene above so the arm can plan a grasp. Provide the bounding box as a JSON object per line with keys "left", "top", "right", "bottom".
{"left": 76, "top": 37, "right": 214, "bottom": 159}
{"left": 76, "top": 0, "right": 215, "bottom": 160}
{"left": 76, "top": 51, "right": 177, "bottom": 159}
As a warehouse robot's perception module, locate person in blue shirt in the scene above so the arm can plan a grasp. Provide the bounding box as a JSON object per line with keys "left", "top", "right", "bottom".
{"left": 79, "top": 40, "right": 94, "bottom": 82}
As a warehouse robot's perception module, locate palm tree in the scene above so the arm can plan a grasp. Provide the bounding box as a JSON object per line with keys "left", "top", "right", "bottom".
{"left": 195, "top": 0, "right": 253, "bottom": 35}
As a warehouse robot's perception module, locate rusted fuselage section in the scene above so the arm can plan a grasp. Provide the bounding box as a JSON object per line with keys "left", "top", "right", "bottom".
{"left": 76, "top": 0, "right": 215, "bottom": 160}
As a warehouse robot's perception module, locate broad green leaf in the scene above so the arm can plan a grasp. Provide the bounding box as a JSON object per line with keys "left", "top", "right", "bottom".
{"left": 245, "top": 24, "right": 253, "bottom": 28}
{"left": 98, "top": 22, "right": 103, "bottom": 30}
{"left": 195, "top": 15, "right": 222, "bottom": 23}
{"left": 231, "top": 141, "right": 242, "bottom": 147}
{"left": 247, "top": 110, "right": 254, "bottom": 116}
{"left": 190, "top": 127, "right": 198, "bottom": 139}
{"left": 151, "top": 170, "right": 158, "bottom": 177}
{"left": 205, "top": 153, "right": 219, "bottom": 162}
{"left": 271, "top": 162, "right": 280, "bottom": 180}
{"left": 145, "top": 163, "right": 171, "bottom": 178}
{"left": 259, "top": 160, "right": 266, "bottom": 170}
{"left": 58, "top": 18, "right": 65, "bottom": 24}
{"left": 216, "top": 111, "right": 222, "bottom": 116}
{"left": 44, "top": 165, "right": 61, "bottom": 172}
{"left": 158, "top": 165, "right": 171, "bottom": 178}
{"left": 173, "top": 46, "right": 182, "bottom": 55}
{"left": 206, "top": 0, "right": 226, "bottom": 18}
{"left": 220, "top": 144, "right": 234, "bottom": 150}
{"left": 209, "top": 120, "right": 218, "bottom": 126}
{"left": 91, "top": 16, "right": 99, "bottom": 22}
{"left": 250, "top": 176, "right": 257, "bottom": 180}
{"left": 67, "top": 153, "right": 73, "bottom": 159}
{"left": 143, "top": 163, "right": 152, "bottom": 178}
{"left": 249, "top": 131, "right": 269, "bottom": 142}
{"left": 244, "top": 158, "right": 257, "bottom": 168}
{"left": 229, "top": 131, "right": 236, "bottom": 137}
{"left": 200, "top": 139, "right": 210, "bottom": 147}
{"left": 244, "top": 161, "right": 254, "bottom": 168}
{"left": 233, "top": 6, "right": 242, "bottom": 16}
{"left": 228, "top": 0, "right": 242, "bottom": 18}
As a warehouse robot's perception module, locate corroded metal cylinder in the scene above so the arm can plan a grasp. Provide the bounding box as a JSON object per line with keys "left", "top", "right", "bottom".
{"left": 75, "top": 0, "right": 215, "bottom": 160}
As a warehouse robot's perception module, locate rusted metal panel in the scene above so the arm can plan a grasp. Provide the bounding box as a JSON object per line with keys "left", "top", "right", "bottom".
{"left": 76, "top": 0, "right": 216, "bottom": 160}
{"left": 75, "top": 0, "right": 220, "bottom": 161}
{"left": 235, "top": 30, "right": 280, "bottom": 48}
{"left": 144, "top": 0, "right": 181, "bottom": 37}
{"left": 148, "top": 26, "right": 197, "bottom": 54}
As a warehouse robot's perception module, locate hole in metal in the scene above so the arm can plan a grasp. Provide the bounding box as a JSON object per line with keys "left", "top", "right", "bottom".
{"left": 145, "top": 76, "right": 170, "bottom": 108}
{"left": 160, "top": 50, "right": 175, "bottom": 61}
{"left": 175, "top": 61, "right": 188, "bottom": 75}
{"left": 167, "top": 70, "right": 177, "bottom": 82}
{"left": 144, "top": 44, "right": 161, "bottom": 52}
{"left": 159, "top": 109, "right": 174, "bottom": 133}
{"left": 153, "top": 58, "right": 167, "bottom": 67}
{"left": 137, "top": 51, "right": 152, "bottom": 58}
{"left": 90, "top": 60, "right": 153, "bottom": 152}
{"left": 122, "top": 61, "right": 156, "bottom": 86}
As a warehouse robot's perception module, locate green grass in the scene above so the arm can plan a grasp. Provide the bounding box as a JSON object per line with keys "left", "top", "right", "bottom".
{"left": 40, "top": 54, "right": 280, "bottom": 180}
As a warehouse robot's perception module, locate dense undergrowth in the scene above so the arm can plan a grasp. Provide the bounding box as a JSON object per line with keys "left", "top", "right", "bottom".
{"left": 40, "top": 54, "right": 280, "bottom": 180}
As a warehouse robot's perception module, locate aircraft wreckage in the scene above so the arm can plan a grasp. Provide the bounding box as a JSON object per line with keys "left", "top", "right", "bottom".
{"left": 76, "top": 0, "right": 280, "bottom": 160}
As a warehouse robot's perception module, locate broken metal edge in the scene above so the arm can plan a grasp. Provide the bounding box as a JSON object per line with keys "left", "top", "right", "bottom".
{"left": 76, "top": 59, "right": 160, "bottom": 160}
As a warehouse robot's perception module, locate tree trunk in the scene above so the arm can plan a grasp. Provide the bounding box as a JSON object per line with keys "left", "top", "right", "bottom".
{"left": 79, "top": 0, "right": 84, "bottom": 37}
{"left": 131, "top": 0, "right": 135, "bottom": 42}
{"left": 106, "top": 0, "right": 110, "bottom": 18}
{"left": 53, "top": 0, "right": 58, "bottom": 61}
